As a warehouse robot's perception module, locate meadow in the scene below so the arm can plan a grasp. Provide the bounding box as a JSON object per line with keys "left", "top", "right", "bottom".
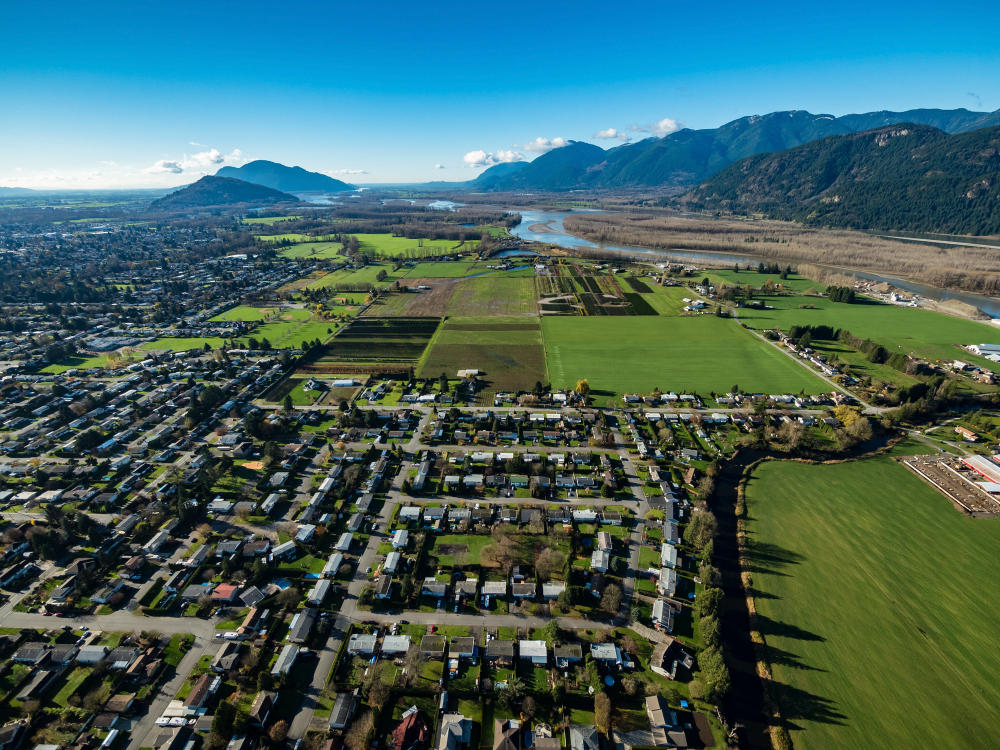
{"left": 417, "top": 317, "right": 547, "bottom": 391}
{"left": 542, "top": 316, "right": 828, "bottom": 403}
{"left": 141, "top": 337, "right": 228, "bottom": 352}
{"left": 445, "top": 277, "right": 537, "bottom": 317}
{"left": 744, "top": 455, "right": 1000, "bottom": 750}
{"left": 353, "top": 233, "right": 478, "bottom": 258}
{"left": 40, "top": 353, "right": 110, "bottom": 374}
{"left": 644, "top": 285, "right": 702, "bottom": 316}
{"left": 736, "top": 294, "right": 1000, "bottom": 370}
{"left": 705, "top": 270, "right": 826, "bottom": 293}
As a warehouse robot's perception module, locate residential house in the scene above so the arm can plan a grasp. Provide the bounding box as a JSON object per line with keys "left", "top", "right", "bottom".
{"left": 249, "top": 691, "right": 276, "bottom": 726}
{"left": 271, "top": 644, "right": 298, "bottom": 677}
{"left": 485, "top": 640, "right": 514, "bottom": 666}
{"left": 288, "top": 609, "right": 317, "bottom": 643}
{"left": 329, "top": 692, "right": 359, "bottom": 730}
{"left": 591, "top": 550, "right": 610, "bottom": 573}
{"left": 436, "top": 713, "right": 472, "bottom": 750}
{"left": 554, "top": 644, "right": 583, "bottom": 667}
{"left": 420, "top": 636, "right": 445, "bottom": 658}
{"left": 518, "top": 640, "right": 547, "bottom": 665}
{"left": 347, "top": 634, "right": 377, "bottom": 655}
{"left": 657, "top": 568, "right": 677, "bottom": 597}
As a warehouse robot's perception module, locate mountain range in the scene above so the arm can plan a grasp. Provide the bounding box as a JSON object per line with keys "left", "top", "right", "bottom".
{"left": 679, "top": 123, "right": 1000, "bottom": 235}
{"left": 474, "top": 107, "right": 1000, "bottom": 192}
{"left": 150, "top": 176, "right": 300, "bottom": 209}
{"left": 216, "top": 160, "right": 355, "bottom": 192}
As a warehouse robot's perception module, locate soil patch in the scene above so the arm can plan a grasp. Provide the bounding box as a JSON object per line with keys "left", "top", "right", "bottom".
{"left": 242, "top": 461, "right": 264, "bottom": 470}
{"left": 437, "top": 544, "right": 469, "bottom": 556}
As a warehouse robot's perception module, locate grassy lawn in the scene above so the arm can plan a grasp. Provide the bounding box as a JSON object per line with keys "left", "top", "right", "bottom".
{"left": 542, "top": 316, "right": 828, "bottom": 406}
{"left": 163, "top": 634, "right": 193, "bottom": 667}
{"left": 278, "top": 554, "right": 326, "bottom": 574}
{"left": 744, "top": 455, "right": 1000, "bottom": 750}
{"left": 428, "top": 535, "right": 494, "bottom": 566}
{"left": 49, "top": 667, "right": 91, "bottom": 707}
{"left": 210, "top": 305, "right": 280, "bottom": 321}
{"left": 141, "top": 337, "right": 229, "bottom": 352}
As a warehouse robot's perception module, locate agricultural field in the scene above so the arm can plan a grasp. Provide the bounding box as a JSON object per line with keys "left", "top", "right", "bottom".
{"left": 254, "top": 233, "right": 311, "bottom": 243}
{"left": 352, "top": 233, "right": 478, "bottom": 258}
{"left": 306, "top": 318, "right": 440, "bottom": 370}
{"left": 308, "top": 262, "right": 408, "bottom": 289}
{"left": 744, "top": 455, "right": 1000, "bottom": 750}
{"left": 404, "top": 260, "right": 482, "bottom": 278}
{"left": 278, "top": 242, "right": 345, "bottom": 259}
{"left": 242, "top": 215, "right": 302, "bottom": 224}
{"left": 705, "top": 269, "right": 826, "bottom": 293}
{"left": 417, "top": 317, "right": 547, "bottom": 391}
{"left": 209, "top": 305, "right": 280, "bottom": 322}
{"left": 223, "top": 309, "right": 335, "bottom": 350}
{"left": 365, "top": 276, "right": 538, "bottom": 318}
{"left": 644, "top": 285, "right": 704, "bottom": 316}
{"left": 542, "top": 316, "right": 828, "bottom": 404}
{"left": 445, "top": 277, "right": 538, "bottom": 317}
{"left": 736, "top": 293, "right": 1000, "bottom": 371}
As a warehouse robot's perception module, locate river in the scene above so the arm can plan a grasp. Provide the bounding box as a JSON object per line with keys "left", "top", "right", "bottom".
{"left": 510, "top": 209, "right": 1000, "bottom": 318}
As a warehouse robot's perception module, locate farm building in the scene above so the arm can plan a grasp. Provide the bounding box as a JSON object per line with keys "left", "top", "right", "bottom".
{"left": 963, "top": 456, "right": 1000, "bottom": 484}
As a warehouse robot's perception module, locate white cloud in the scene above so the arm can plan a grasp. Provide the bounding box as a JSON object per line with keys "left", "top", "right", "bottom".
{"left": 190, "top": 142, "right": 207, "bottom": 147}
{"left": 144, "top": 160, "right": 184, "bottom": 174}
{"left": 522, "top": 137, "right": 567, "bottom": 153}
{"left": 594, "top": 128, "right": 630, "bottom": 142}
{"left": 627, "top": 118, "right": 682, "bottom": 136}
{"left": 325, "top": 169, "right": 369, "bottom": 175}
{"left": 143, "top": 147, "right": 245, "bottom": 174}
{"left": 462, "top": 150, "right": 526, "bottom": 168}
{"left": 434, "top": 164, "right": 446, "bottom": 169}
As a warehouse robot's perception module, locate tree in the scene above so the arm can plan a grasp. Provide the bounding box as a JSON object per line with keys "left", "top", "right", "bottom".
{"left": 83, "top": 683, "right": 111, "bottom": 712}
{"left": 344, "top": 710, "right": 375, "bottom": 750}
{"left": 257, "top": 670, "right": 274, "bottom": 692}
{"left": 701, "top": 614, "right": 721, "bottom": 648}
{"left": 539, "top": 619, "right": 562, "bottom": 647}
{"left": 283, "top": 394, "right": 293, "bottom": 412}
{"left": 595, "top": 692, "right": 611, "bottom": 734}
{"left": 601, "top": 582, "right": 622, "bottom": 613}
{"left": 575, "top": 379, "right": 590, "bottom": 397}
{"left": 20, "top": 699, "right": 41, "bottom": 720}
{"left": 696, "top": 587, "right": 723, "bottom": 619}
{"left": 197, "top": 523, "right": 214, "bottom": 542}
{"left": 268, "top": 721, "right": 289, "bottom": 744}
{"left": 536, "top": 548, "right": 565, "bottom": 581}
{"left": 521, "top": 695, "right": 537, "bottom": 721}
{"left": 698, "top": 645, "right": 731, "bottom": 699}
{"left": 276, "top": 587, "right": 302, "bottom": 610}
{"left": 212, "top": 698, "right": 237, "bottom": 736}
{"left": 403, "top": 645, "right": 426, "bottom": 687}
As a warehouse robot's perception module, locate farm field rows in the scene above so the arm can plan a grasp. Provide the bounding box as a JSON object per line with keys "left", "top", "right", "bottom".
{"left": 308, "top": 318, "right": 440, "bottom": 370}
{"left": 737, "top": 294, "right": 1000, "bottom": 370}
{"left": 542, "top": 316, "right": 829, "bottom": 403}
{"left": 744, "top": 455, "right": 1000, "bottom": 750}
{"left": 417, "top": 317, "right": 547, "bottom": 391}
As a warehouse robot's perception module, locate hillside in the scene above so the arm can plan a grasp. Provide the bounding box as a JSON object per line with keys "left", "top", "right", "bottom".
{"left": 0, "top": 187, "right": 38, "bottom": 196}
{"left": 150, "top": 176, "right": 300, "bottom": 209}
{"left": 477, "top": 107, "right": 1000, "bottom": 192}
{"left": 471, "top": 161, "right": 529, "bottom": 189}
{"left": 215, "top": 160, "right": 354, "bottom": 192}
{"left": 679, "top": 124, "right": 1000, "bottom": 235}
{"left": 480, "top": 141, "right": 608, "bottom": 191}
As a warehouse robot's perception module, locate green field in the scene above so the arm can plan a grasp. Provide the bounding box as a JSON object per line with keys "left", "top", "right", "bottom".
{"left": 243, "top": 215, "right": 302, "bottom": 224}
{"left": 417, "top": 318, "right": 547, "bottom": 391}
{"left": 644, "top": 285, "right": 702, "bottom": 316}
{"left": 309, "top": 262, "right": 408, "bottom": 288}
{"left": 445, "top": 277, "right": 537, "bottom": 317}
{"left": 706, "top": 270, "right": 826, "bottom": 293}
{"left": 141, "top": 337, "right": 228, "bottom": 352}
{"left": 255, "top": 233, "right": 311, "bottom": 243}
{"left": 737, "top": 294, "right": 1000, "bottom": 370}
{"left": 279, "top": 242, "right": 345, "bottom": 259}
{"left": 745, "top": 456, "right": 1000, "bottom": 750}
{"left": 542, "top": 316, "right": 828, "bottom": 403}
{"left": 353, "top": 233, "right": 477, "bottom": 258}
{"left": 210, "top": 305, "right": 280, "bottom": 322}
{"left": 41, "top": 352, "right": 111, "bottom": 374}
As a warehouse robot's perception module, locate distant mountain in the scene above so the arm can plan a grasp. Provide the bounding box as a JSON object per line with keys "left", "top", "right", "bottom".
{"left": 150, "top": 176, "right": 300, "bottom": 209}
{"left": 679, "top": 123, "right": 1000, "bottom": 235}
{"left": 0, "top": 187, "right": 37, "bottom": 196}
{"left": 477, "top": 108, "right": 1000, "bottom": 192}
{"left": 470, "top": 161, "right": 529, "bottom": 189}
{"left": 483, "top": 142, "right": 608, "bottom": 191}
{"left": 215, "top": 160, "right": 355, "bottom": 192}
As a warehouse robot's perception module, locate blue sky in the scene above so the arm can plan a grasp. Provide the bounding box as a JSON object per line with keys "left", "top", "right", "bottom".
{"left": 2, "top": 0, "right": 998, "bottom": 188}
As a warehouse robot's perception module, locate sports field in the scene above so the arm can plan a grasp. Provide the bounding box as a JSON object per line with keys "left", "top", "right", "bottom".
{"left": 209, "top": 305, "right": 280, "bottom": 322}
{"left": 40, "top": 353, "right": 111, "bottom": 374}
{"left": 744, "top": 455, "right": 1000, "bottom": 750}
{"left": 737, "top": 294, "right": 1000, "bottom": 370}
{"left": 542, "top": 316, "right": 827, "bottom": 403}
{"left": 417, "top": 317, "right": 547, "bottom": 391}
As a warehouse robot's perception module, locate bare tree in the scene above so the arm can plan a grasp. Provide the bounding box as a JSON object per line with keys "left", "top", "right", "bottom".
{"left": 595, "top": 692, "right": 611, "bottom": 734}
{"left": 535, "top": 548, "right": 565, "bottom": 581}
{"left": 344, "top": 710, "right": 375, "bottom": 750}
